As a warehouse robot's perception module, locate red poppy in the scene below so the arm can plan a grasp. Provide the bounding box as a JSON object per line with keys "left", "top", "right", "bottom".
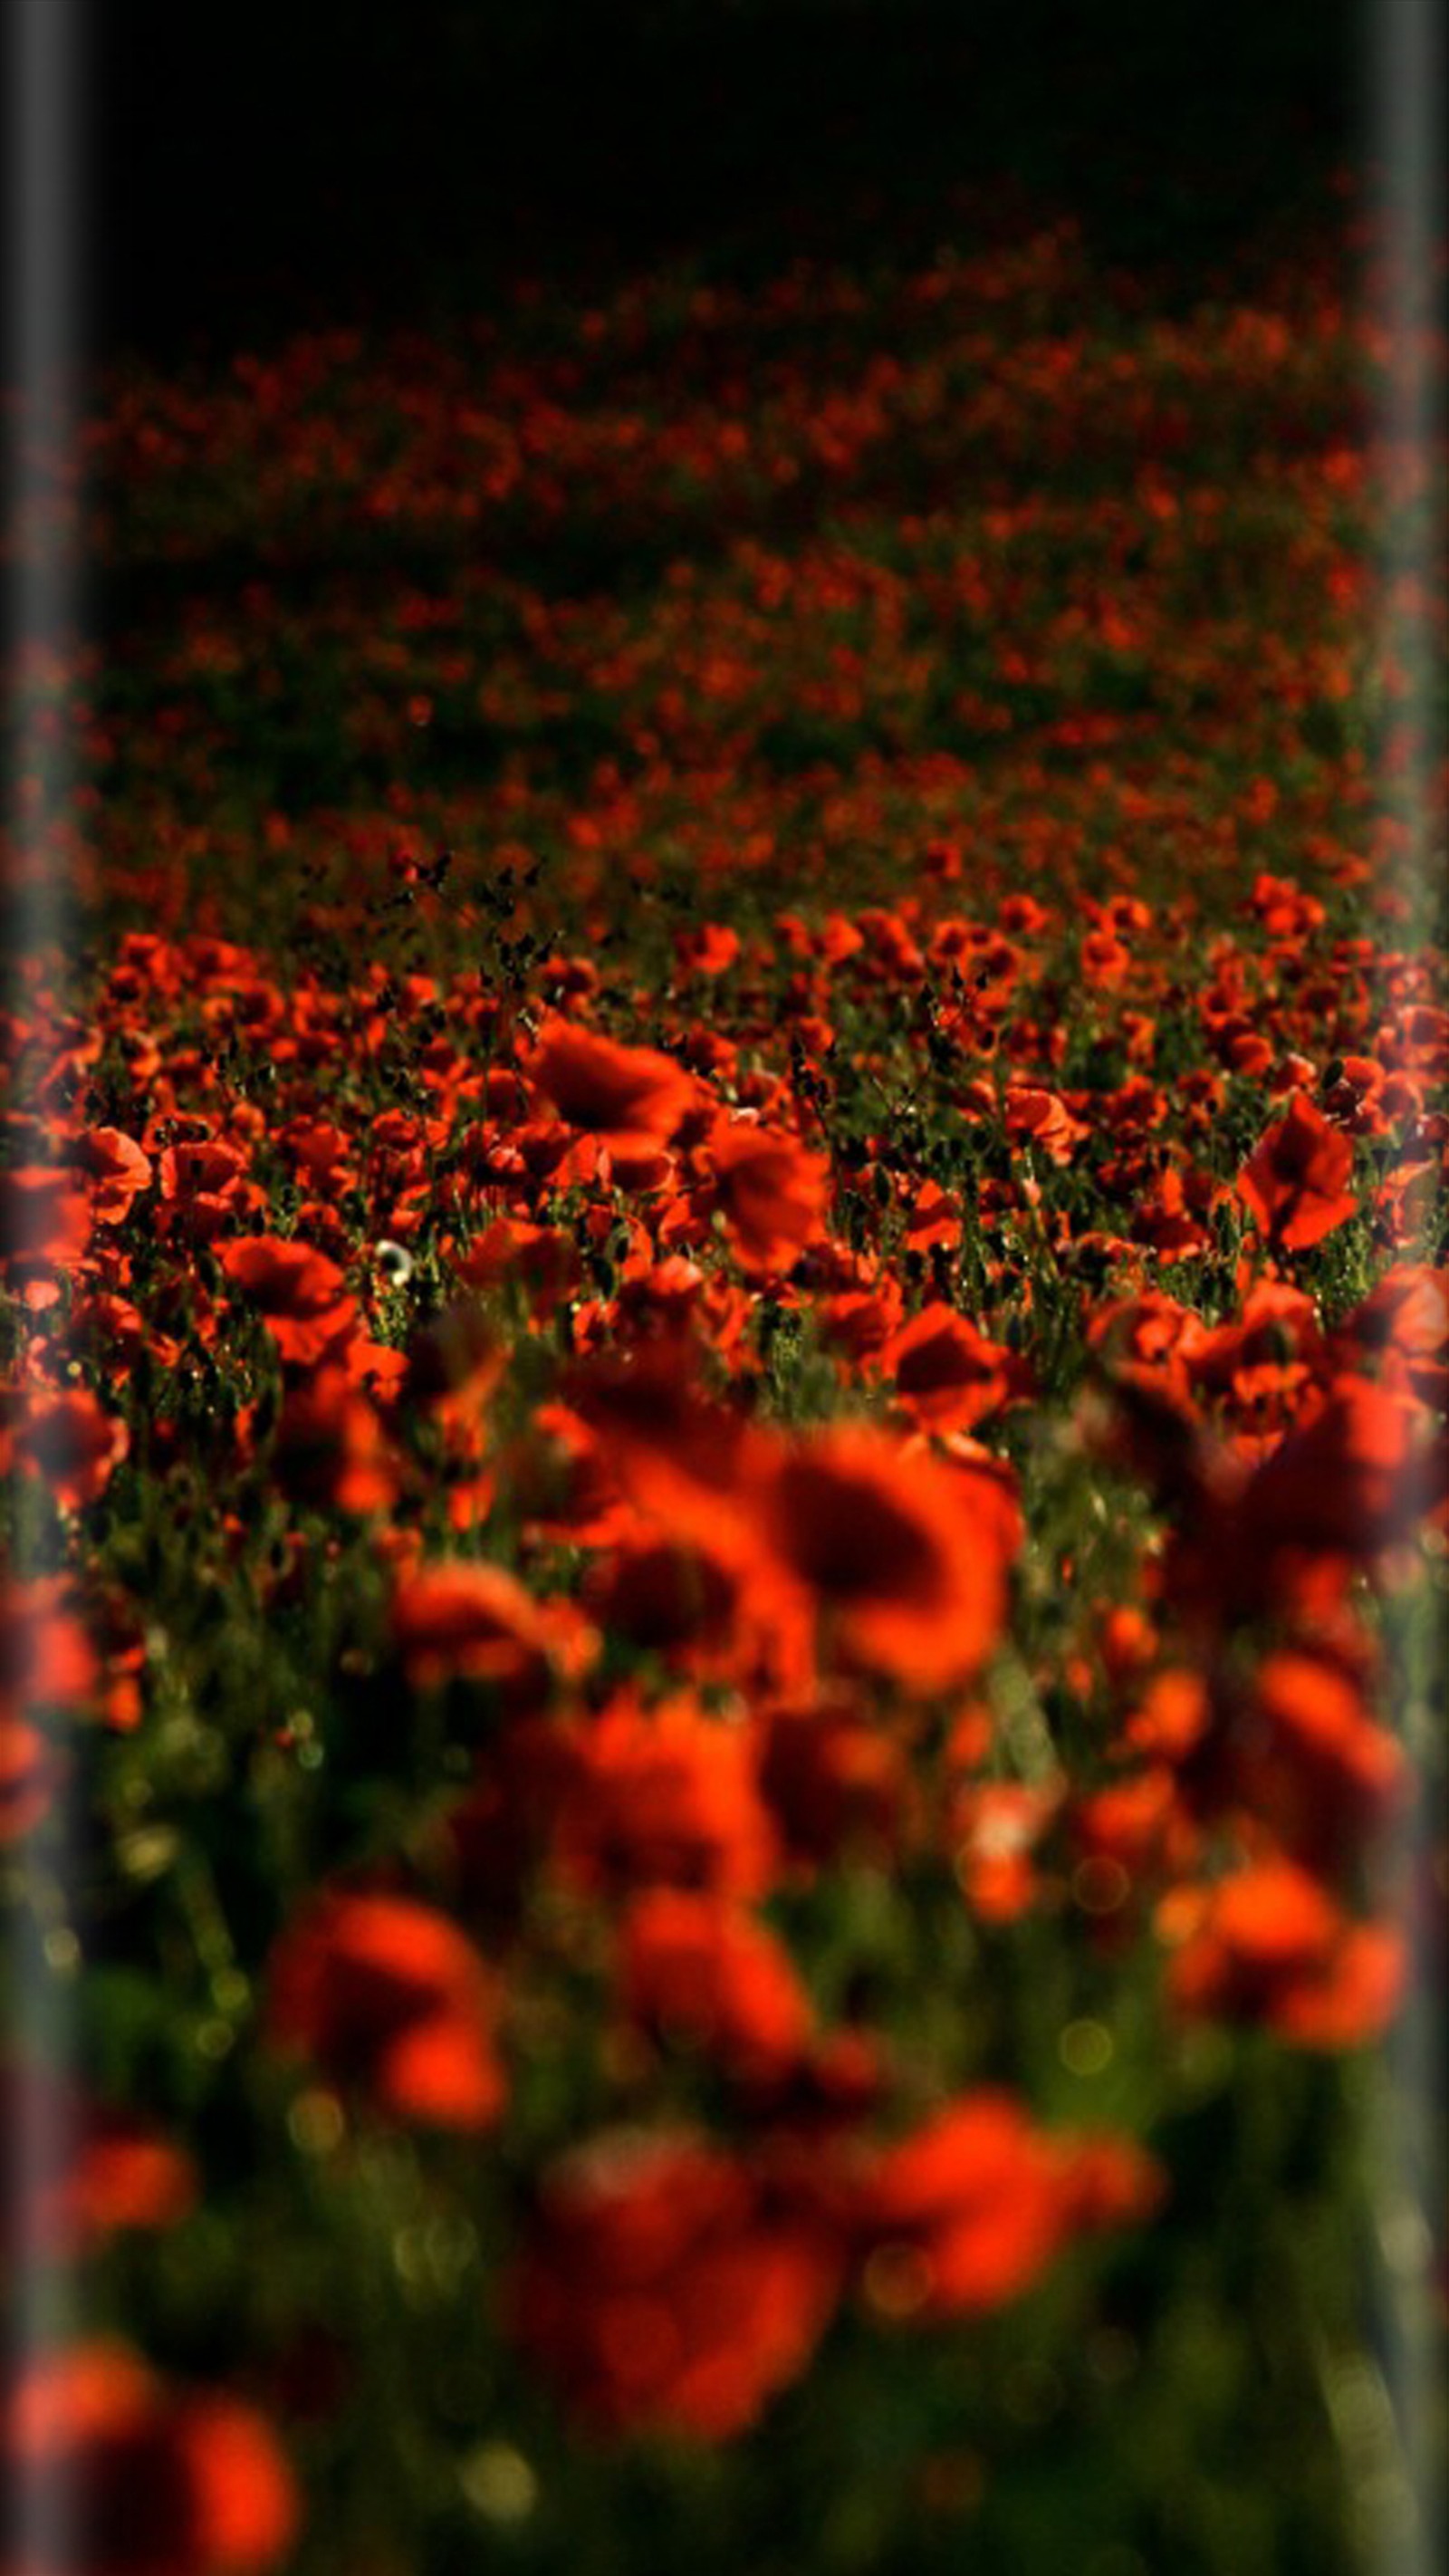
{"left": 157, "top": 1140, "right": 263, "bottom": 1245}
{"left": 554, "top": 1690, "right": 778, "bottom": 1900}
{"left": 618, "top": 1889, "right": 814, "bottom": 2086}
{"left": 1237, "top": 1093, "right": 1358, "bottom": 1251}
{"left": 0, "top": 1578, "right": 99, "bottom": 1723}
{"left": 3, "top": 2341, "right": 298, "bottom": 2576}
{"left": 563, "top": 1344, "right": 770, "bottom": 1553}
{"left": 508, "top": 2132, "right": 844, "bottom": 2438}
{"left": 529, "top": 1017, "right": 696, "bottom": 1146}
{"left": 1185, "top": 1649, "right": 1406, "bottom": 1875}
{"left": 1235, "top": 1373, "right": 1443, "bottom": 1563}
{"left": 272, "top": 1373, "right": 399, "bottom": 1515}
{"left": 392, "top": 1561, "right": 593, "bottom": 1709}
{"left": 0, "top": 1716, "right": 60, "bottom": 1841}
{"left": 859, "top": 2094, "right": 1080, "bottom": 2321}
{"left": 705, "top": 1120, "right": 830, "bottom": 1275}
{"left": 902, "top": 1182, "right": 962, "bottom": 1254}
{"left": 948, "top": 1780, "right": 1061, "bottom": 1922}
{"left": 1163, "top": 1862, "right": 1405, "bottom": 2047}
{"left": 9, "top": 1390, "right": 129, "bottom": 1513}
{"left": 0, "top": 2067, "right": 195, "bottom": 2254}
{"left": 675, "top": 923, "right": 741, "bottom": 977}
{"left": 72, "top": 1128, "right": 153, "bottom": 1226}
{"left": 757, "top": 1692, "right": 915, "bottom": 1870}
{"left": 0, "top": 1167, "right": 91, "bottom": 1282}
{"left": 756, "top": 1426, "right": 1011, "bottom": 1693}
{"left": 1336, "top": 1263, "right": 1449, "bottom": 1405}
{"left": 218, "top": 1235, "right": 358, "bottom": 1366}
{"left": 403, "top": 1297, "right": 506, "bottom": 1407}
{"left": 883, "top": 1303, "right": 1024, "bottom": 1433}
{"left": 265, "top": 1889, "right": 506, "bottom": 2130}
{"left": 584, "top": 1525, "right": 809, "bottom": 1693}
{"left": 1003, "top": 1085, "right": 1089, "bottom": 1166}
{"left": 1187, "top": 1280, "right": 1327, "bottom": 1412}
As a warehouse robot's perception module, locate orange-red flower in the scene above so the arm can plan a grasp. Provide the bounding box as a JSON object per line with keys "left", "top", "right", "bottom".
{"left": 1237, "top": 1092, "right": 1358, "bottom": 1251}
{"left": 948, "top": 1780, "right": 1061, "bottom": 1922}
{"left": 218, "top": 1235, "right": 358, "bottom": 1366}
{"left": 859, "top": 2091, "right": 1156, "bottom": 2321}
{"left": 756, "top": 1426, "right": 1011, "bottom": 1692}
{"left": 0, "top": 1715, "right": 61, "bottom": 1842}
{"left": 391, "top": 1561, "right": 594, "bottom": 1709}
{"left": 618, "top": 1889, "right": 814, "bottom": 2086}
{"left": 1183, "top": 1648, "right": 1406, "bottom": 1875}
{"left": 0, "top": 2066, "right": 195, "bottom": 2255}
{"left": 555, "top": 1690, "right": 778, "bottom": 1900}
{"left": 705, "top": 1119, "right": 830, "bottom": 1275}
{"left": 7, "top": 1390, "right": 129, "bottom": 1513}
{"left": 72, "top": 1128, "right": 153, "bottom": 1226}
{"left": 1235, "top": 1372, "right": 1444, "bottom": 1564}
{"left": 529, "top": 1017, "right": 696, "bottom": 1146}
{"left": 508, "top": 2131, "right": 845, "bottom": 2438}
{"left": 0, "top": 1167, "right": 91, "bottom": 1284}
{"left": 272, "top": 1372, "right": 399, "bottom": 1515}
{"left": 563, "top": 1343, "right": 769, "bottom": 1553}
{"left": 265, "top": 1889, "right": 506, "bottom": 2130}
{"left": 883, "top": 1302, "right": 1024, "bottom": 1433}
{"left": 3, "top": 2341, "right": 298, "bottom": 2576}
{"left": 0, "top": 1578, "right": 99, "bottom": 1723}
{"left": 1163, "top": 1861, "right": 1405, "bottom": 2047}
{"left": 757, "top": 1691, "right": 915, "bottom": 1870}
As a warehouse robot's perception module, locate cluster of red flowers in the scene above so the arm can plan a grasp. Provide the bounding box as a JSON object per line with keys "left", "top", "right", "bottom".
{"left": 1, "top": 214, "right": 1444, "bottom": 2569}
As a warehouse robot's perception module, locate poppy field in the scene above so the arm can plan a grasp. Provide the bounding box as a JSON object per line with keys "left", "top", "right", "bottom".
{"left": 3, "top": 197, "right": 1447, "bottom": 2576}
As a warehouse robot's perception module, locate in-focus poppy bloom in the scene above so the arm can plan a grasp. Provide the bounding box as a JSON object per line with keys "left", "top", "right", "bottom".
{"left": 2, "top": 2341, "right": 299, "bottom": 2576}
{"left": 528, "top": 1017, "right": 696, "bottom": 1146}
{"left": 508, "top": 2131, "right": 845, "bottom": 2438}
{"left": 705, "top": 1120, "right": 830, "bottom": 1275}
{"left": 265, "top": 1889, "right": 506, "bottom": 2130}
{"left": 218, "top": 1235, "right": 358, "bottom": 1366}
{"left": 1237, "top": 1092, "right": 1358, "bottom": 1251}
{"left": 756, "top": 1426, "right": 1011, "bottom": 1692}
{"left": 1162, "top": 1861, "right": 1406, "bottom": 2047}
{"left": 156, "top": 1140, "right": 263, "bottom": 1245}
{"left": 72, "top": 1128, "right": 153, "bottom": 1226}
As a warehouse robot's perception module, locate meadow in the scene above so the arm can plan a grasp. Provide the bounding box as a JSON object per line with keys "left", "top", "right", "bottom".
{"left": 2, "top": 191, "right": 1445, "bottom": 2575}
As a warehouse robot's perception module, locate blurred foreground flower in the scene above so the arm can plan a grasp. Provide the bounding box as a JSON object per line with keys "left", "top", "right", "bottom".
{"left": 3, "top": 2342, "right": 298, "bottom": 2576}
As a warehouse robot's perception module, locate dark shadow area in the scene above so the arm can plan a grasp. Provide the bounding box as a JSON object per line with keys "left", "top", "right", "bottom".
{"left": 97, "top": 0, "right": 1362, "bottom": 365}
